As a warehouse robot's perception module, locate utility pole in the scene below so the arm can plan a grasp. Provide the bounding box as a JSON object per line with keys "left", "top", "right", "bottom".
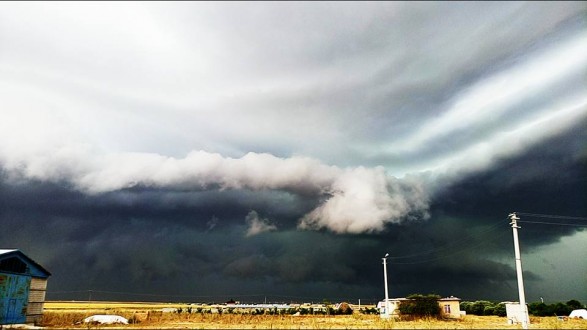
{"left": 509, "top": 212, "right": 529, "bottom": 329}
{"left": 381, "top": 253, "right": 390, "bottom": 319}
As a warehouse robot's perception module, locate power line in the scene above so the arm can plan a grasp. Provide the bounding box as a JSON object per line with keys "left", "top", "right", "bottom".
{"left": 48, "top": 290, "right": 265, "bottom": 299}
{"left": 47, "top": 289, "right": 375, "bottom": 303}
{"left": 387, "top": 220, "right": 508, "bottom": 261}
{"left": 518, "top": 220, "right": 587, "bottom": 227}
{"left": 516, "top": 212, "right": 587, "bottom": 222}
{"left": 385, "top": 212, "right": 586, "bottom": 265}
{"left": 515, "top": 212, "right": 587, "bottom": 227}
{"left": 389, "top": 225, "right": 510, "bottom": 265}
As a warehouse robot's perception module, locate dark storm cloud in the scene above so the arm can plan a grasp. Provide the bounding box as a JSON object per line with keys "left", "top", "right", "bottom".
{"left": 0, "top": 169, "right": 580, "bottom": 302}
{"left": 431, "top": 120, "right": 587, "bottom": 229}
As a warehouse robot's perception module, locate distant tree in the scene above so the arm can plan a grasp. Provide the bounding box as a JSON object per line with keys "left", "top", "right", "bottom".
{"left": 493, "top": 303, "right": 506, "bottom": 317}
{"left": 360, "top": 307, "right": 378, "bottom": 315}
{"left": 470, "top": 301, "right": 492, "bottom": 316}
{"left": 529, "top": 302, "right": 549, "bottom": 316}
{"left": 460, "top": 301, "right": 472, "bottom": 314}
{"left": 483, "top": 305, "right": 495, "bottom": 316}
{"left": 398, "top": 294, "right": 441, "bottom": 317}
{"left": 529, "top": 301, "right": 575, "bottom": 316}
{"left": 552, "top": 302, "right": 572, "bottom": 316}
{"left": 567, "top": 300, "right": 584, "bottom": 310}
{"left": 461, "top": 300, "right": 506, "bottom": 316}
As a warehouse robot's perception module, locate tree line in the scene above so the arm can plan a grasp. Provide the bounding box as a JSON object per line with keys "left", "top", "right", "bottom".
{"left": 460, "top": 299, "right": 585, "bottom": 317}
{"left": 371, "top": 293, "right": 585, "bottom": 318}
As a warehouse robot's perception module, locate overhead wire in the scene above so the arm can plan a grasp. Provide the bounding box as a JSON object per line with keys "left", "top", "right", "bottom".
{"left": 516, "top": 212, "right": 587, "bottom": 221}
{"left": 389, "top": 229, "right": 510, "bottom": 265}
{"left": 47, "top": 289, "right": 380, "bottom": 303}
{"left": 386, "top": 211, "right": 587, "bottom": 265}
{"left": 388, "top": 220, "right": 511, "bottom": 265}
{"left": 515, "top": 212, "right": 587, "bottom": 227}
{"left": 517, "top": 220, "right": 587, "bottom": 227}
{"left": 386, "top": 219, "right": 507, "bottom": 261}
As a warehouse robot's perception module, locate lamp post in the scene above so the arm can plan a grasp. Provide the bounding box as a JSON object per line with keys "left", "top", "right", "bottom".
{"left": 382, "top": 253, "right": 390, "bottom": 319}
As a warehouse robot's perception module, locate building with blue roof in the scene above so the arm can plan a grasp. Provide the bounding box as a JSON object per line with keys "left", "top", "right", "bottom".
{"left": 0, "top": 249, "right": 51, "bottom": 325}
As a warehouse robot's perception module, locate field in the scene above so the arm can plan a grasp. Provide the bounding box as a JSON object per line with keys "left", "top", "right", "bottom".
{"left": 39, "top": 301, "right": 587, "bottom": 329}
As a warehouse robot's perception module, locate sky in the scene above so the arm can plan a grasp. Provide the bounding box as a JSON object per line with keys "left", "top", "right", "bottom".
{"left": 0, "top": 2, "right": 586, "bottom": 304}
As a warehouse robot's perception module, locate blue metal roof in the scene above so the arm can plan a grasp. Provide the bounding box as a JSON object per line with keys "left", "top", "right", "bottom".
{"left": 0, "top": 249, "right": 51, "bottom": 278}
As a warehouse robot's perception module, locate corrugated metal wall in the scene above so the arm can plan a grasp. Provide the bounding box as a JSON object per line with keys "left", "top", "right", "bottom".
{"left": 26, "top": 277, "right": 47, "bottom": 324}
{"left": 0, "top": 273, "right": 31, "bottom": 324}
{"left": 0, "top": 251, "right": 50, "bottom": 325}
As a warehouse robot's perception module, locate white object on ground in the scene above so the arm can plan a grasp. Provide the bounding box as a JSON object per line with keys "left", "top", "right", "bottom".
{"left": 83, "top": 315, "right": 129, "bottom": 324}
{"left": 569, "top": 309, "right": 587, "bottom": 319}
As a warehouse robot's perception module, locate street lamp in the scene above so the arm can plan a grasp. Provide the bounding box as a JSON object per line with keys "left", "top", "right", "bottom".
{"left": 382, "top": 253, "right": 390, "bottom": 319}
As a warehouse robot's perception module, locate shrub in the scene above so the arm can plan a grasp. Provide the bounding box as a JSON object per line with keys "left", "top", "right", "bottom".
{"left": 483, "top": 306, "right": 495, "bottom": 316}
{"left": 567, "top": 300, "right": 584, "bottom": 310}
{"left": 493, "top": 303, "right": 506, "bottom": 317}
{"left": 398, "top": 294, "right": 441, "bottom": 317}
{"left": 338, "top": 302, "right": 353, "bottom": 315}
{"left": 360, "top": 307, "right": 378, "bottom": 315}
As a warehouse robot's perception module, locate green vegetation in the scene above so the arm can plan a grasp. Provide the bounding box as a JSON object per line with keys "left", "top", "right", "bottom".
{"left": 359, "top": 307, "right": 379, "bottom": 315}
{"left": 398, "top": 294, "right": 442, "bottom": 317}
{"left": 460, "top": 299, "right": 585, "bottom": 317}
{"left": 460, "top": 301, "right": 506, "bottom": 316}
{"left": 528, "top": 300, "right": 585, "bottom": 317}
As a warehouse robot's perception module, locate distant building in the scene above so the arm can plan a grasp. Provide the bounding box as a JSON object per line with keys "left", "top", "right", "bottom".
{"left": 378, "top": 296, "right": 462, "bottom": 319}
{"left": 438, "top": 296, "right": 461, "bottom": 318}
{"left": 0, "top": 249, "right": 51, "bottom": 325}
{"left": 377, "top": 298, "right": 407, "bottom": 317}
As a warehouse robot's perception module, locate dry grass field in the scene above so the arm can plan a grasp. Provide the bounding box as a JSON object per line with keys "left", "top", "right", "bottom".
{"left": 40, "top": 301, "right": 587, "bottom": 329}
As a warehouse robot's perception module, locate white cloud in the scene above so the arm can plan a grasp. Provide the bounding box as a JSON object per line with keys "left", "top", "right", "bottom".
{"left": 245, "top": 211, "right": 277, "bottom": 237}
{"left": 299, "top": 167, "right": 429, "bottom": 234}
{"left": 0, "top": 2, "right": 584, "bottom": 234}
{"left": 0, "top": 146, "right": 430, "bottom": 234}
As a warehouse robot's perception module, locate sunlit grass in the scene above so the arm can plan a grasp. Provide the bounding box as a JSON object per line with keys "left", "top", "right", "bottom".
{"left": 41, "top": 302, "right": 587, "bottom": 329}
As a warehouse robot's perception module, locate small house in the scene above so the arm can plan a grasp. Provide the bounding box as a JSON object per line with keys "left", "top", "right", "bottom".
{"left": 378, "top": 296, "right": 462, "bottom": 319}
{"left": 0, "top": 249, "right": 51, "bottom": 325}
{"left": 438, "top": 296, "right": 461, "bottom": 318}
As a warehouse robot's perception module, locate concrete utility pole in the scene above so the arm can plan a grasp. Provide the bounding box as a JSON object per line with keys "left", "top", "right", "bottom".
{"left": 509, "top": 212, "right": 529, "bottom": 329}
{"left": 381, "top": 253, "right": 390, "bottom": 319}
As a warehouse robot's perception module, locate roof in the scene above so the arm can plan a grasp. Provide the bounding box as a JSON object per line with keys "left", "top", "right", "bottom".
{"left": 0, "top": 249, "right": 51, "bottom": 278}
{"left": 439, "top": 296, "right": 461, "bottom": 301}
